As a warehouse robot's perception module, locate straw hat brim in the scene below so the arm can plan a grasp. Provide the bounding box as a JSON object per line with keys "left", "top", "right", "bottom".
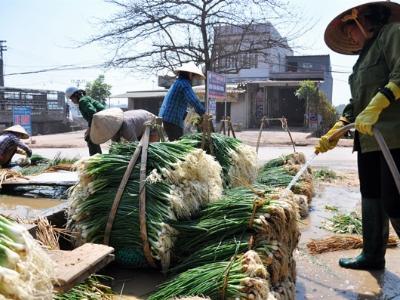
{"left": 90, "top": 108, "right": 124, "bottom": 144}
{"left": 325, "top": 1, "right": 400, "bottom": 55}
{"left": 174, "top": 63, "right": 205, "bottom": 78}
{"left": 4, "top": 125, "right": 29, "bottom": 139}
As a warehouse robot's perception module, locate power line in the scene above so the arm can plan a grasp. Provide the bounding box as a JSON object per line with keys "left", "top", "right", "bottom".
{"left": 4, "top": 58, "right": 352, "bottom": 77}
{"left": 3, "top": 63, "right": 106, "bottom": 76}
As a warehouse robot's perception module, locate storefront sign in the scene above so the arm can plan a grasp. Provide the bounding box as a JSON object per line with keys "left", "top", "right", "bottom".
{"left": 207, "top": 71, "right": 226, "bottom": 125}
{"left": 207, "top": 71, "right": 226, "bottom": 100}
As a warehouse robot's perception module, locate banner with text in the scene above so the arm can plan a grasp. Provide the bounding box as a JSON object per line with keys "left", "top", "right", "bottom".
{"left": 13, "top": 106, "right": 32, "bottom": 135}
{"left": 206, "top": 71, "right": 226, "bottom": 121}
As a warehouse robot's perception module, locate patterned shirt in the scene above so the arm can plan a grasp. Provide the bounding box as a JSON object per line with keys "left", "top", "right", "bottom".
{"left": 0, "top": 133, "right": 31, "bottom": 157}
{"left": 159, "top": 77, "right": 205, "bottom": 128}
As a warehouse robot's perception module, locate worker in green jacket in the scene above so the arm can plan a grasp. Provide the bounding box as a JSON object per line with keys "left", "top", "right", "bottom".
{"left": 315, "top": 1, "right": 400, "bottom": 270}
{"left": 65, "top": 87, "right": 105, "bottom": 155}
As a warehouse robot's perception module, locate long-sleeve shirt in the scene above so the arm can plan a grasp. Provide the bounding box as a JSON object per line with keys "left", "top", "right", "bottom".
{"left": 117, "top": 110, "right": 156, "bottom": 141}
{"left": 341, "top": 22, "right": 400, "bottom": 152}
{"left": 79, "top": 96, "right": 105, "bottom": 126}
{"left": 0, "top": 133, "right": 31, "bottom": 157}
{"left": 159, "top": 77, "right": 206, "bottom": 128}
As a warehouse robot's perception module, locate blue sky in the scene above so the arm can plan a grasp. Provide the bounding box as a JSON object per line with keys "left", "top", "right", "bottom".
{"left": 0, "top": 0, "right": 385, "bottom": 106}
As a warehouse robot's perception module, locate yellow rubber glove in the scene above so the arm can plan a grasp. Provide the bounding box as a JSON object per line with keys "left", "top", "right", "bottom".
{"left": 315, "top": 117, "right": 348, "bottom": 154}
{"left": 355, "top": 82, "right": 400, "bottom": 135}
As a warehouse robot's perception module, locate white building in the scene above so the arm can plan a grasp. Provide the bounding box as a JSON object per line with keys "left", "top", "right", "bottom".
{"left": 212, "top": 23, "right": 332, "bottom": 128}
{"left": 213, "top": 23, "right": 293, "bottom": 82}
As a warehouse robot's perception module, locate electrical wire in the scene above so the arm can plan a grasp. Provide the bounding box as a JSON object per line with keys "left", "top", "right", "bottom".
{"left": 4, "top": 58, "right": 352, "bottom": 77}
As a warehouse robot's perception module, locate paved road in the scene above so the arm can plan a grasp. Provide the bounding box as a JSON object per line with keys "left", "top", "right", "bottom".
{"left": 256, "top": 146, "right": 357, "bottom": 171}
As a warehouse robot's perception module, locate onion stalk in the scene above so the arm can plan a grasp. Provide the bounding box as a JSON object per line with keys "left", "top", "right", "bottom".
{"left": 170, "top": 186, "right": 299, "bottom": 254}
{"left": 180, "top": 133, "right": 257, "bottom": 187}
{"left": 68, "top": 141, "right": 223, "bottom": 270}
{"left": 169, "top": 185, "right": 299, "bottom": 287}
{"left": 0, "top": 216, "right": 54, "bottom": 299}
{"left": 257, "top": 162, "right": 313, "bottom": 201}
{"left": 148, "top": 250, "right": 270, "bottom": 300}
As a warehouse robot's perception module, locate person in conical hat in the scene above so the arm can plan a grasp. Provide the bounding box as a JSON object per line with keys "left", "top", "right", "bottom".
{"left": 0, "top": 125, "right": 32, "bottom": 168}
{"left": 315, "top": 1, "right": 400, "bottom": 270}
{"left": 90, "top": 108, "right": 158, "bottom": 144}
{"left": 159, "top": 62, "right": 206, "bottom": 141}
{"left": 65, "top": 86, "right": 105, "bottom": 156}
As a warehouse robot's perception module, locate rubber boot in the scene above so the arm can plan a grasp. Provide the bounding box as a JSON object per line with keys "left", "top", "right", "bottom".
{"left": 390, "top": 218, "right": 400, "bottom": 239}
{"left": 339, "top": 197, "right": 388, "bottom": 270}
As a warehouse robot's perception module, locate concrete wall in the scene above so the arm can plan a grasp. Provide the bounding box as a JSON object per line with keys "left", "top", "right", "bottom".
{"left": 286, "top": 55, "right": 333, "bottom": 103}
{"left": 128, "top": 97, "right": 164, "bottom": 115}
{"left": 214, "top": 23, "right": 293, "bottom": 84}
{"left": 231, "top": 93, "right": 250, "bottom": 129}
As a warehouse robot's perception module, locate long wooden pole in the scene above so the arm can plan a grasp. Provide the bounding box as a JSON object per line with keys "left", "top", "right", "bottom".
{"left": 138, "top": 126, "right": 157, "bottom": 268}
{"left": 104, "top": 141, "right": 143, "bottom": 245}
{"left": 256, "top": 116, "right": 266, "bottom": 153}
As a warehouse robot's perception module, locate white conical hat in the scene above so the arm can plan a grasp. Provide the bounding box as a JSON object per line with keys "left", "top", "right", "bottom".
{"left": 4, "top": 125, "right": 29, "bottom": 139}
{"left": 174, "top": 62, "right": 205, "bottom": 78}
{"left": 90, "top": 108, "right": 124, "bottom": 144}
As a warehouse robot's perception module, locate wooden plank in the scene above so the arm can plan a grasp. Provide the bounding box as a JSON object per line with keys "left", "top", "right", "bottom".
{"left": 50, "top": 243, "right": 115, "bottom": 293}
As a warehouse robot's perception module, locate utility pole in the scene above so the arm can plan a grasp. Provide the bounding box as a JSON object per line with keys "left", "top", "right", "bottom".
{"left": 0, "top": 40, "right": 7, "bottom": 87}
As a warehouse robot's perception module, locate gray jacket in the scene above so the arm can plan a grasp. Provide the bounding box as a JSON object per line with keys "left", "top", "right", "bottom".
{"left": 115, "top": 109, "right": 156, "bottom": 141}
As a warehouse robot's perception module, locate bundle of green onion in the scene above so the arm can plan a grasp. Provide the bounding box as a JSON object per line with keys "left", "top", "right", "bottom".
{"left": 180, "top": 133, "right": 258, "bottom": 187}
{"left": 148, "top": 250, "right": 269, "bottom": 300}
{"left": 29, "top": 154, "right": 50, "bottom": 165}
{"left": 174, "top": 296, "right": 210, "bottom": 300}
{"left": 68, "top": 141, "right": 223, "bottom": 270}
{"left": 257, "top": 165, "right": 297, "bottom": 187}
{"left": 170, "top": 233, "right": 294, "bottom": 290}
{"left": 21, "top": 153, "right": 79, "bottom": 176}
{"left": 322, "top": 211, "right": 362, "bottom": 235}
{"left": 169, "top": 234, "right": 276, "bottom": 274}
{"left": 170, "top": 185, "right": 299, "bottom": 287}
{"left": 54, "top": 275, "right": 113, "bottom": 300}
{"left": 261, "top": 152, "right": 305, "bottom": 169}
{"left": 0, "top": 216, "right": 54, "bottom": 299}
{"left": 256, "top": 156, "right": 314, "bottom": 220}
{"left": 171, "top": 186, "right": 299, "bottom": 253}
{"left": 257, "top": 161, "right": 313, "bottom": 201}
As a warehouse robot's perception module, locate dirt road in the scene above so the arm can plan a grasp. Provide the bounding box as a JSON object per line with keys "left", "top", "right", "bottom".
{"left": 27, "top": 128, "right": 354, "bottom": 149}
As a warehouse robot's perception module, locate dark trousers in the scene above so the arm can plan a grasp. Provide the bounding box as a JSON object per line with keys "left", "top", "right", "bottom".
{"left": 163, "top": 121, "right": 183, "bottom": 141}
{"left": 0, "top": 147, "right": 16, "bottom": 167}
{"left": 85, "top": 135, "right": 102, "bottom": 156}
{"left": 358, "top": 149, "right": 400, "bottom": 218}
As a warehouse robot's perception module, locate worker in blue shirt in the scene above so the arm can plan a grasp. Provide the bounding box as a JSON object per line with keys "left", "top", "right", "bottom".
{"left": 159, "top": 62, "right": 206, "bottom": 141}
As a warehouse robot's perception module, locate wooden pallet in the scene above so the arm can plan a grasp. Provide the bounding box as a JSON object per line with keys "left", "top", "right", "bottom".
{"left": 49, "top": 243, "right": 115, "bottom": 293}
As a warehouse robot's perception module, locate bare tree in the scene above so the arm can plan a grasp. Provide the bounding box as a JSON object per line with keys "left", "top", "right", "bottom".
{"left": 87, "top": 0, "right": 301, "bottom": 74}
